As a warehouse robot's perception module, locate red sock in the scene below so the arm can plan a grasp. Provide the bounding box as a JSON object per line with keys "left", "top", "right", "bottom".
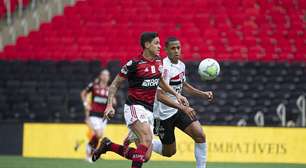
{"left": 108, "top": 142, "right": 148, "bottom": 167}
{"left": 131, "top": 144, "right": 148, "bottom": 168}
{"left": 109, "top": 143, "right": 135, "bottom": 160}
{"left": 89, "top": 135, "right": 99, "bottom": 149}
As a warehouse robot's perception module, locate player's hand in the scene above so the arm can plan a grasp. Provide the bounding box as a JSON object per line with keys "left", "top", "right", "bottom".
{"left": 104, "top": 105, "right": 115, "bottom": 120}
{"left": 203, "top": 91, "right": 213, "bottom": 102}
{"left": 180, "top": 105, "right": 196, "bottom": 120}
{"left": 176, "top": 94, "right": 189, "bottom": 106}
{"left": 84, "top": 102, "right": 92, "bottom": 111}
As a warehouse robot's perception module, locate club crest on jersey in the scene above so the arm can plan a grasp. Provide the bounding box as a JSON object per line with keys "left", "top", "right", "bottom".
{"left": 126, "top": 60, "right": 133, "bottom": 66}
{"left": 142, "top": 79, "right": 159, "bottom": 87}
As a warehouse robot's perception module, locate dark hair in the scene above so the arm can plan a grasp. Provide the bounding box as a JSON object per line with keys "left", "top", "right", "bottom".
{"left": 140, "top": 32, "right": 159, "bottom": 49}
{"left": 165, "top": 36, "right": 179, "bottom": 47}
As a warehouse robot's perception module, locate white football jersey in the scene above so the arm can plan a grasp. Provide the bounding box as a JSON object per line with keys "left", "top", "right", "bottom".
{"left": 153, "top": 57, "right": 186, "bottom": 120}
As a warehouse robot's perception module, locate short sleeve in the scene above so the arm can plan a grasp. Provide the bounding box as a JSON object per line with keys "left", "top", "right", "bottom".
{"left": 162, "top": 68, "right": 170, "bottom": 84}
{"left": 85, "top": 82, "right": 94, "bottom": 92}
{"left": 118, "top": 60, "right": 135, "bottom": 78}
{"left": 182, "top": 63, "right": 186, "bottom": 82}
{"left": 157, "top": 67, "right": 170, "bottom": 90}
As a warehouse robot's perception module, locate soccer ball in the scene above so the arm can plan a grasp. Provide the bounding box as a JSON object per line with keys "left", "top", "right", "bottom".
{"left": 198, "top": 58, "right": 220, "bottom": 80}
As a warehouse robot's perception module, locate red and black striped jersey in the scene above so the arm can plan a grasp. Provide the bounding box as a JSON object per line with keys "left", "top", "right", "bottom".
{"left": 118, "top": 55, "right": 163, "bottom": 111}
{"left": 85, "top": 82, "right": 109, "bottom": 114}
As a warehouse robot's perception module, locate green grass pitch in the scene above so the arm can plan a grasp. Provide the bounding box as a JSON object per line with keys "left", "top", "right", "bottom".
{"left": 0, "top": 156, "right": 305, "bottom": 168}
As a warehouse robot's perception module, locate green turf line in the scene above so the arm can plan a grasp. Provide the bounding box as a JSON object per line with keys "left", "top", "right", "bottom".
{"left": 0, "top": 156, "right": 305, "bottom": 168}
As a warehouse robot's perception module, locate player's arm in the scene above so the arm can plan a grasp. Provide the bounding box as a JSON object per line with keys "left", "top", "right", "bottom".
{"left": 159, "top": 78, "right": 189, "bottom": 106}
{"left": 104, "top": 75, "right": 125, "bottom": 119}
{"left": 80, "top": 90, "right": 89, "bottom": 106}
{"left": 80, "top": 84, "right": 93, "bottom": 116}
{"left": 156, "top": 89, "right": 196, "bottom": 120}
{"left": 112, "top": 97, "right": 117, "bottom": 107}
{"left": 183, "top": 81, "right": 213, "bottom": 102}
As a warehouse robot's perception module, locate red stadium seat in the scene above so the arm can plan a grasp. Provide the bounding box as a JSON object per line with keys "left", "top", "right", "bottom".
{"left": 0, "top": 0, "right": 304, "bottom": 63}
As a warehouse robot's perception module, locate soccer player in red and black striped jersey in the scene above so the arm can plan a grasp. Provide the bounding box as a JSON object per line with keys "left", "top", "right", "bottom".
{"left": 92, "top": 32, "right": 189, "bottom": 168}
{"left": 80, "top": 69, "right": 116, "bottom": 162}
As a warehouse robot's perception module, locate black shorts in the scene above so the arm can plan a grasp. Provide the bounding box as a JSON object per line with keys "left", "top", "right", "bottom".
{"left": 154, "top": 111, "right": 197, "bottom": 145}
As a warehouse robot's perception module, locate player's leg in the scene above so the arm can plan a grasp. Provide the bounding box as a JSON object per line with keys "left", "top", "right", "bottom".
{"left": 128, "top": 120, "right": 152, "bottom": 167}
{"left": 88, "top": 117, "right": 107, "bottom": 148}
{"left": 86, "top": 117, "right": 107, "bottom": 162}
{"left": 184, "top": 121, "right": 207, "bottom": 168}
{"left": 152, "top": 115, "right": 177, "bottom": 157}
{"left": 133, "top": 138, "right": 151, "bottom": 162}
{"left": 176, "top": 111, "right": 207, "bottom": 168}
{"left": 93, "top": 105, "right": 152, "bottom": 168}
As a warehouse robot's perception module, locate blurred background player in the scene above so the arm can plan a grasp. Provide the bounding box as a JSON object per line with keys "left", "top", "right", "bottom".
{"left": 152, "top": 37, "right": 213, "bottom": 168}
{"left": 80, "top": 69, "right": 116, "bottom": 162}
{"left": 91, "top": 32, "right": 189, "bottom": 168}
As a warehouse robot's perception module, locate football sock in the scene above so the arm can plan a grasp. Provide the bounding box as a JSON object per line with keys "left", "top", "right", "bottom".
{"left": 152, "top": 139, "right": 163, "bottom": 155}
{"left": 89, "top": 135, "right": 99, "bottom": 149}
{"left": 195, "top": 143, "right": 207, "bottom": 168}
{"left": 108, "top": 142, "right": 134, "bottom": 159}
{"left": 131, "top": 144, "right": 148, "bottom": 168}
{"left": 106, "top": 142, "right": 148, "bottom": 168}
{"left": 108, "top": 142, "right": 148, "bottom": 161}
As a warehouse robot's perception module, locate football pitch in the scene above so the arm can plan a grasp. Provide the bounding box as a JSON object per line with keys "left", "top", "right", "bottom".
{"left": 0, "top": 156, "right": 306, "bottom": 168}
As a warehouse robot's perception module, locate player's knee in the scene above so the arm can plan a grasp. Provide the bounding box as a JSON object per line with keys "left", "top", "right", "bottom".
{"left": 139, "top": 134, "right": 152, "bottom": 146}
{"left": 163, "top": 149, "right": 176, "bottom": 157}
{"left": 94, "top": 130, "right": 103, "bottom": 138}
{"left": 144, "top": 156, "right": 150, "bottom": 162}
{"left": 144, "top": 138, "right": 152, "bottom": 146}
{"left": 163, "top": 148, "right": 176, "bottom": 157}
{"left": 193, "top": 132, "right": 206, "bottom": 143}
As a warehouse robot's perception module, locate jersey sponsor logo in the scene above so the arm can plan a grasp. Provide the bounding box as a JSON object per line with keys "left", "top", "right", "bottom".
{"left": 141, "top": 79, "right": 160, "bottom": 87}
{"left": 93, "top": 97, "right": 107, "bottom": 104}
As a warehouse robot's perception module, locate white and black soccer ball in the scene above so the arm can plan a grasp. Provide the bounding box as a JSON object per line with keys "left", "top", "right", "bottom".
{"left": 198, "top": 58, "right": 220, "bottom": 80}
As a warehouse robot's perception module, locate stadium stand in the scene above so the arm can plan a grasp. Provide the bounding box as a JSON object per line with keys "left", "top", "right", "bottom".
{"left": 0, "top": 0, "right": 305, "bottom": 62}
{"left": 0, "top": 0, "right": 30, "bottom": 19}
{"left": 0, "top": 0, "right": 305, "bottom": 126}
{"left": 0, "top": 60, "right": 305, "bottom": 126}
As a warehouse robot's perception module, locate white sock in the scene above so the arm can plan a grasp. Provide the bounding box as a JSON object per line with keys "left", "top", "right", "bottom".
{"left": 152, "top": 139, "right": 163, "bottom": 155}
{"left": 195, "top": 143, "right": 207, "bottom": 168}
{"left": 86, "top": 144, "right": 92, "bottom": 156}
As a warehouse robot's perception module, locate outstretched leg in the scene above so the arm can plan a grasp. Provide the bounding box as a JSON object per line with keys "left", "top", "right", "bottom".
{"left": 92, "top": 121, "right": 152, "bottom": 168}
{"left": 184, "top": 121, "right": 207, "bottom": 168}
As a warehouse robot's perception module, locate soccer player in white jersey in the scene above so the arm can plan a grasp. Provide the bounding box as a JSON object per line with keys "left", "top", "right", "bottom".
{"left": 152, "top": 37, "right": 213, "bottom": 168}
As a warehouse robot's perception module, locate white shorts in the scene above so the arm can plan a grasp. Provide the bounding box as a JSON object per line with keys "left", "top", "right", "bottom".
{"left": 124, "top": 104, "right": 154, "bottom": 141}
{"left": 88, "top": 116, "right": 108, "bottom": 131}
